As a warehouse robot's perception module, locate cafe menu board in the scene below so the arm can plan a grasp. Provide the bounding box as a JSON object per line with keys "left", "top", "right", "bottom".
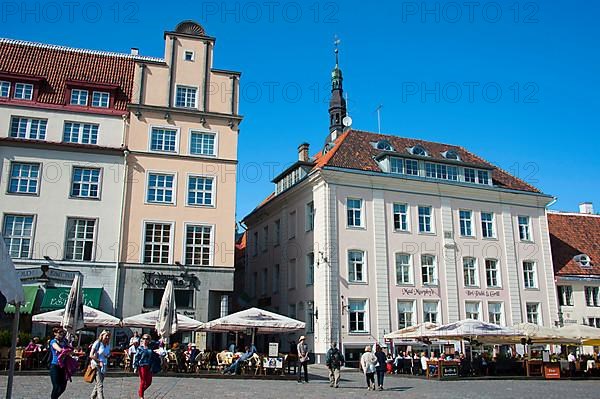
{"left": 268, "top": 342, "right": 279, "bottom": 357}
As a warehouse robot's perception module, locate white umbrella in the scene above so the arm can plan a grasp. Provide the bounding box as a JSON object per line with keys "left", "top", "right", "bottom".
{"left": 61, "top": 273, "right": 84, "bottom": 334}
{"left": 33, "top": 305, "right": 121, "bottom": 327}
{"left": 200, "top": 307, "right": 305, "bottom": 334}
{"left": 0, "top": 239, "right": 25, "bottom": 399}
{"left": 429, "top": 319, "right": 520, "bottom": 343}
{"left": 122, "top": 310, "right": 203, "bottom": 331}
{"left": 558, "top": 324, "right": 600, "bottom": 345}
{"left": 384, "top": 322, "right": 438, "bottom": 340}
{"left": 155, "top": 280, "right": 178, "bottom": 341}
{"left": 510, "top": 322, "right": 578, "bottom": 344}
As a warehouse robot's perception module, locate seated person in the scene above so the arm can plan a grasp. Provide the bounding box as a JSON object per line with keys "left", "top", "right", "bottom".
{"left": 186, "top": 343, "right": 200, "bottom": 368}
{"left": 222, "top": 346, "right": 254, "bottom": 375}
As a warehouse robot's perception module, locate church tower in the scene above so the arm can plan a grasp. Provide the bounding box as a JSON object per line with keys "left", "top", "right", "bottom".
{"left": 328, "top": 39, "right": 347, "bottom": 135}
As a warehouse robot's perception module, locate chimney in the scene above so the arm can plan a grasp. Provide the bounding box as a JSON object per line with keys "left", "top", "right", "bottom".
{"left": 130, "top": 48, "right": 139, "bottom": 56}
{"left": 298, "top": 143, "right": 310, "bottom": 162}
{"left": 579, "top": 202, "right": 594, "bottom": 214}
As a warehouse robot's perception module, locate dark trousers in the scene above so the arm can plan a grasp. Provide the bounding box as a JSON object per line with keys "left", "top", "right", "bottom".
{"left": 49, "top": 364, "right": 67, "bottom": 399}
{"left": 297, "top": 360, "right": 308, "bottom": 382}
{"left": 376, "top": 369, "right": 385, "bottom": 387}
{"left": 365, "top": 372, "right": 375, "bottom": 387}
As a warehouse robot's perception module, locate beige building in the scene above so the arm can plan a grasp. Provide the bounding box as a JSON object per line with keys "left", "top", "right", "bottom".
{"left": 117, "top": 21, "right": 242, "bottom": 347}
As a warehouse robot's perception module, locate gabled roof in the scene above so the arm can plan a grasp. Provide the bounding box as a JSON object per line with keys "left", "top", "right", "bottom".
{"left": 0, "top": 38, "right": 146, "bottom": 111}
{"left": 548, "top": 212, "right": 600, "bottom": 276}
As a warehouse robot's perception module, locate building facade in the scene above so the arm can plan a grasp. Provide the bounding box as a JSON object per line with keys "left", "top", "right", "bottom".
{"left": 243, "top": 59, "right": 559, "bottom": 363}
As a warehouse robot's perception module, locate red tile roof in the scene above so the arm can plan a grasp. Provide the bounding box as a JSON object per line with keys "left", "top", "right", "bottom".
{"left": 548, "top": 212, "right": 600, "bottom": 276}
{"left": 0, "top": 39, "right": 147, "bottom": 111}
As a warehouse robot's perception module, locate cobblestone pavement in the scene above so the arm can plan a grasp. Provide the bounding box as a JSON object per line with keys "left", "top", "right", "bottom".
{"left": 1, "top": 366, "right": 599, "bottom": 399}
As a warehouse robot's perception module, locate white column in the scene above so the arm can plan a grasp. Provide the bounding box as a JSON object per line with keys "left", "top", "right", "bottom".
{"left": 502, "top": 206, "right": 523, "bottom": 324}
{"left": 441, "top": 198, "right": 460, "bottom": 322}
{"left": 372, "top": 190, "right": 391, "bottom": 339}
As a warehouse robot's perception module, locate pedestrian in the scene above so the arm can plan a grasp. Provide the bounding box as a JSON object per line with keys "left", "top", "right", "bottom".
{"left": 568, "top": 351, "right": 577, "bottom": 377}
{"left": 49, "top": 327, "right": 69, "bottom": 399}
{"left": 297, "top": 335, "right": 309, "bottom": 383}
{"left": 374, "top": 344, "right": 387, "bottom": 390}
{"left": 360, "top": 345, "right": 378, "bottom": 390}
{"left": 89, "top": 330, "right": 111, "bottom": 399}
{"left": 325, "top": 342, "right": 344, "bottom": 388}
{"left": 420, "top": 351, "right": 428, "bottom": 376}
{"left": 133, "top": 334, "right": 154, "bottom": 399}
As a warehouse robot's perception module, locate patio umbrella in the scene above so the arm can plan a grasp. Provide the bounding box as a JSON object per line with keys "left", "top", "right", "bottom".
{"left": 32, "top": 305, "right": 121, "bottom": 327}
{"left": 155, "top": 280, "right": 178, "bottom": 341}
{"left": 200, "top": 307, "right": 305, "bottom": 334}
{"left": 61, "top": 273, "right": 84, "bottom": 335}
{"left": 511, "top": 322, "right": 578, "bottom": 344}
{"left": 384, "top": 322, "right": 438, "bottom": 340}
{"left": 429, "top": 319, "right": 520, "bottom": 343}
{"left": 122, "top": 310, "right": 203, "bottom": 331}
{"left": 558, "top": 324, "right": 600, "bottom": 345}
{"left": 0, "top": 239, "right": 25, "bottom": 399}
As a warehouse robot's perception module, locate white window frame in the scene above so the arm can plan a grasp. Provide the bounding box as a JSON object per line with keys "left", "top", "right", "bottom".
{"left": 183, "top": 50, "right": 195, "bottom": 61}
{"left": 8, "top": 162, "right": 40, "bottom": 195}
{"left": 10, "top": 116, "right": 47, "bottom": 140}
{"left": 63, "top": 121, "right": 99, "bottom": 145}
{"left": 418, "top": 205, "right": 433, "bottom": 233}
{"left": 70, "top": 89, "right": 88, "bottom": 106}
{"left": 463, "top": 257, "right": 479, "bottom": 287}
{"left": 395, "top": 253, "right": 413, "bottom": 285}
{"left": 346, "top": 198, "right": 364, "bottom": 228}
{"left": 423, "top": 300, "right": 439, "bottom": 324}
{"left": 348, "top": 298, "right": 369, "bottom": 333}
{"left": 464, "top": 168, "right": 476, "bottom": 183}
{"left": 459, "top": 209, "right": 473, "bottom": 237}
{"left": 0, "top": 80, "right": 10, "bottom": 97}
{"left": 558, "top": 285, "right": 573, "bottom": 307}
{"left": 397, "top": 300, "right": 415, "bottom": 329}
{"left": 348, "top": 249, "right": 367, "bottom": 283}
{"left": 186, "top": 174, "right": 215, "bottom": 207}
{"left": 174, "top": 85, "right": 198, "bottom": 108}
{"left": 306, "top": 252, "right": 314, "bottom": 286}
{"left": 149, "top": 126, "right": 179, "bottom": 153}
{"left": 91, "top": 91, "right": 110, "bottom": 108}
{"left": 523, "top": 260, "right": 538, "bottom": 289}
{"left": 2, "top": 214, "right": 35, "bottom": 259}
{"left": 182, "top": 223, "right": 214, "bottom": 266}
{"left": 141, "top": 221, "right": 174, "bottom": 264}
{"left": 288, "top": 211, "right": 297, "bottom": 239}
{"left": 585, "top": 286, "right": 600, "bottom": 307}
{"left": 481, "top": 212, "right": 496, "bottom": 238}
{"left": 64, "top": 217, "right": 97, "bottom": 261}
{"left": 274, "top": 219, "right": 281, "bottom": 246}
{"left": 189, "top": 130, "right": 217, "bottom": 157}
{"left": 421, "top": 254, "right": 438, "bottom": 286}
{"left": 14, "top": 83, "right": 33, "bottom": 100}
{"left": 145, "top": 171, "right": 176, "bottom": 205}
{"left": 526, "top": 302, "right": 541, "bottom": 325}
{"left": 488, "top": 302, "right": 504, "bottom": 325}
{"left": 305, "top": 201, "right": 315, "bottom": 232}
{"left": 518, "top": 215, "right": 532, "bottom": 241}
{"left": 485, "top": 258, "right": 501, "bottom": 288}
{"left": 262, "top": 225, "right": 269, "bottom": 252}
{"left": 393, "top": 203, "right": 409, "bottom": 231}
{"left": 70, "top": 166, "right": 102, "bottom": 200}
{"left": 465, "top": 301, "right": 481, "bottom": 320}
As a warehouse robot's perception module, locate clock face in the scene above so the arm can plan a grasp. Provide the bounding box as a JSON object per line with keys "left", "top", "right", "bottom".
{"left": 342, "top": 116, "right": 352, "bottom": 127}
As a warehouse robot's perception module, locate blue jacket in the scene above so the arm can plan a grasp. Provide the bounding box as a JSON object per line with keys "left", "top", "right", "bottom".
{"left": 133, "top": 347, "right": 153, "bottom": 368}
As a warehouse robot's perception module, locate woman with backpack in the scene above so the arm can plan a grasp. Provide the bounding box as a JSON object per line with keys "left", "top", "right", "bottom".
{"left": 360, "top": 345, "right": 378, "bottom": 390}
{"left": 89, "top": 330, "right": 111, "bottom": 399}
{"left": 133, "top": 334, "right": 154, "bottom": 399}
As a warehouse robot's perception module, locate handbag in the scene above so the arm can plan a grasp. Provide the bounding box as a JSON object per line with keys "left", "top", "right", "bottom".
{"left": 83, "top": 365, "right": 96, "bottom": 383}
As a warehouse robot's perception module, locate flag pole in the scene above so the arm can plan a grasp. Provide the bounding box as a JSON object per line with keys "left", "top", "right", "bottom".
{"left": 6, "top": 303, "right": 20, "bottom": 399}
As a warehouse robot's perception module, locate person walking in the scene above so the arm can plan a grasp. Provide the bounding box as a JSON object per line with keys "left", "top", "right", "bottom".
{"left": 374, "top": 344, "right": 387, "bottom": 390}
{"left": 49, "top": 327, "right": 69, "bottom": 399}
{"left": 89, "top": 330, "right": 111, "bottom": 399}
{"left": 360, "top": 345, "right": 378, "bottom": 390}
{"left": 297, "top": 336, "right": 309, "bottom": 383}
{"left": 133, "top": 334, "right": 154, "bottom": 399}
{"left": 325, "top": 342, "right": 344, "bottom": 388}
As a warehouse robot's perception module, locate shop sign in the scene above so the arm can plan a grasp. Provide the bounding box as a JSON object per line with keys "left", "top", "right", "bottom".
{"left": 465, "top": 289, "right": 501, "bottom": 298}
{"left": 143, "top": 272, "right": 200, "bottom": 290}
{"left": 400, "top": 288, "right": 437, "bottom": 297}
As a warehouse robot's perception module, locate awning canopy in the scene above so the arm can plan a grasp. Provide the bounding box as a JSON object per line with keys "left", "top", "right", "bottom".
{"left": 384, "top": 322, "right": 438, "bottom": 340}
{"left": 558, "top": 324, "right": 600, "bottom": 345}
{"left": 32, "top": 305, "right": 120, "bottom": 327}
{"left": 122, "top": 310, "right": 203, "bottom": 331}
{"left": 200, "top": 307, "right": 305, "bottom": 334}
{"left": 41, "top": 287, "right": 102, "bottom": 310}
{"left": 4, "top": 285, "right": 38, "bottom": 314}
{"left": 428, "top": 319, "right": 520, "bottom": 343}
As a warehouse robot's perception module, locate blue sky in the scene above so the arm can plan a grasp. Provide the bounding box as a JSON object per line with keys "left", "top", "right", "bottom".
{"left": 2, "top": 0, "right": 599, "bottom": 220}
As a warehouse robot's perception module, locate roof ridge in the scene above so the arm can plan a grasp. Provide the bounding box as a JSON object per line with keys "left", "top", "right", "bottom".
{"left": 349, "top": 129, "right": 462, "bottom": 149}
{"left": 0, "top": 38, "right": 164, "bottom": 63}
{"left": 548, "top": 211, "right": 600, "bottom": 218}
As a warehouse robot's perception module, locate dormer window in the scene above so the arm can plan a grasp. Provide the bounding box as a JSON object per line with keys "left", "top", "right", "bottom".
{"left": 91, "top": 91, "right": 110, "bottom": 108}
{"left": 443, "top": 150, "right": 460, "bottom": 161}
{"left": 175, "top": 85, "right": 197, "bottom": 108}
{"left": 70, "top": 89, "right": 88, "bottom": 106}
{"left": 410, "top": 145, "right": 428, "bottom": 156}
{"left": 0, "top": 81, "right": 10, "bottom": 98}
{"left": 184, "top": 50, "right": 195, "bottom": 61}
{"left": 574, "top": 254, "right": 592, "bottom": 268}
{"left": 14, "top": 83, "right": 33, "bottom": 100}
{"left": 376, "top": 140, "right": 394, "bottom": 151}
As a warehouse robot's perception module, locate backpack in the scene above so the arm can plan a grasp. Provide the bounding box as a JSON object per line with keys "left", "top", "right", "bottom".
{"left": 150, "top": 351, "right": 162, "bottom": 374}
{"left": 331, "top": 349, "right": 343, "bottom": 368}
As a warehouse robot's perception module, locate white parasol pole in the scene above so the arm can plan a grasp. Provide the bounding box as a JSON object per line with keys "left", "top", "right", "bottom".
{"left": 6, "top": 303, "right": 20, "bottom": 399}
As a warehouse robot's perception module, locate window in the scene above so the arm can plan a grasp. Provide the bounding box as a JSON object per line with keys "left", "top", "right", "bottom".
{"left": 14, "top": 83, "right": 33, "bottom": 100}
{"left": 393, "top": 203, "right": 408, "bottom": 231}
{"left": 425, "top": 162, "right": 447, "bottom": 179}
{"left": 150, "top": 127, "right": 177, "bottom": 152}
{"left": 589, "top": 318, "right": 600, "bottom": 328}
{"left": 348, "top": 250, "right": 366, "bottom": 283}
{"left": 306, "top": 302, "right": 315, "bottom": 333}
{"left": 465, "top": 301, "right": 481, "bottom": 320}
{"left": 411, "top": 145, "right": 427, "bottom": 156}
{"left": 71, "top": 167, "right": 101, "bottom": 199}
{"left": 64, "top": 218, "right": 95, "bottom": 261}
{"left": 395, "top": 253, "right": 412, "bottom": 285}
{"left": 273, "top": 264, "right": 280, "bottom": 294}
{"left": 147, "top": 173, "right": 175, "bottom": 204}
{"left": 274, "top": 220, "right": 281, "bottom": 246}
{"left": 190, "top": 131, "right": 216, "bottom": 156}
{"left": 252, "top": 232, "right": 258, "bottom": 257}
{"left": 464, "top": 168, "right": 476, "bottom": 183}
{"left": 405, "top": 159, "right": 419, "bottom": 175}
{"left": 397, "top": 301, "right": 414, "bottom": 329}
{"left": 418, "top": 206, "right": 432, "bottom": 233}
{"left": 347, "top": 198, "right": 363, "bottom": 227}
{"left": 288, "top": 304, "right": 296, "bottom": 319}
{"left": 261, "top": 269, "right": 268, "bottom": 296}
{"left": 485, "top": 259, "right": 501, "bottom": 288}
{"left": 447, "top": 165, "right": 458, "bottom": 181}
{"left": 288, "top": 211, "right": 297, "bottom": 239}
{"left": 70, "top": 89, "right": 88, "bottom": 105}
{"left": 306, "top": 252, "right": 314, "bottom": 285}
{"left": 262, "top": 226, "right": 269, "bottom": 252}
{"left": 444, "top": 150, "right": 460, "bottom": 160}
{"left": 143, "top": 223, "right": 172, "bottom": 264}
{"left": 423, "top": 301, "right": 438, "bottom": 324}
{"left": 175, "top": 85, "right": 197, "bottom": 108}
{"left": 390, "top": 158, "right": 403, "bottom": 174}
{"left": 585, "top": 287, "right": 600, "bottom": 307}
{"left": 305, "top": 202, "right": 315, "bottom": 231}
{"left": 518, "top": 216, "right": 531, "bottom": 241}
{"left": 459, "top": 210, "right": 473, "bottom": 236}
{"left": 477, "top": 170, "right": 490, "bottom": 184}
{"left": 481, "top": 212, "right": 495, "bottom": 238}
{"left": 376, "top": 140, "right": 393, "bottom": 151}
{"left": 526, "top": 303, "right": 540, "bottom": 325}
{"left": 8, "top": 162, "right": 40, "bottom": 194}
{"left": 185, "top": 225, "right": 212, "bottom": 266}
{"left": 187, "top": 175, "right": 214, "bottom": 206}
{"left": 421, "top": 254, "right": 437, "bottom": 286}
{"left": 523, "top": 261, "right": 537, "bottom": 289}
{"left": 91, "top": 91, "right": 110, "bottom": 108}
{"left": 558, "top": 286, "right": 573, "bottom": 306}
{"left": 463, "top": 257, "right": 479, "bottom": 287}
{"left": 0, "top": 81, "right": 10, "bottom": 97}
{"left": 174, "top": 290, "right": 194, "bottom": 309}
{"left": 575, "top": 254, "right": 592, "bottom": 267}
{"left": 184, "top": 50, "right": 194, "bottom": 61}
{"left": 288, "top": 259, "right": 296, "bottom": 290}
{"left": 349, "top": 299, "right": 367, "bottom": 332}
{"left": 2, "top": 215, "right": 34, "bottom": 258}
{"left": 63, "top": 122, "right": 99, "bottom": 145}
{"left": 488, "top": 302, "right": 503, "bottom": 325}
{"left": 10, "top": 117, "right": 47, "bottom": 140}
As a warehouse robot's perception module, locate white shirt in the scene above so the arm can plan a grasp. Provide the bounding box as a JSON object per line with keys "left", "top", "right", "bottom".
{"left": 90, "top": 341, "right": 111, "bottom": 374}
{"left": 568, "top": 354, "right": 576, "bottom": 363}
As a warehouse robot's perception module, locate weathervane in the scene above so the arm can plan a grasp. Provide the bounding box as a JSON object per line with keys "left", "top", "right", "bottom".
{"left": 334, "top": 35, "right": 341, "bottom": 66}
